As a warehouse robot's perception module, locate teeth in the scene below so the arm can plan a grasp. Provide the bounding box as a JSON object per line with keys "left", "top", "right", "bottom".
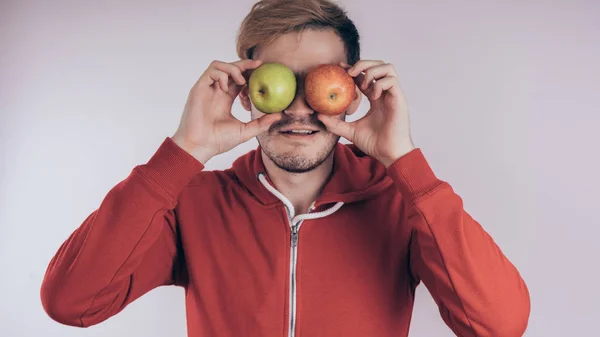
{"left": 289, "top": 130, "right": 313, "bottom": 134}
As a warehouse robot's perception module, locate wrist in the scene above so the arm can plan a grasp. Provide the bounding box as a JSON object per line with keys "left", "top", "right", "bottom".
{"left": 379, "top": 142, "right": 417, "bottom": 168}
{"left": 171, "top": 135, "right": 216, "bottom": 165}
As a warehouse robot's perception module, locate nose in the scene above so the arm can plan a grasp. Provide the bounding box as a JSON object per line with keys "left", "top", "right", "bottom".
{"left": 283, "top": 87, "right": 314, "bottom": 118}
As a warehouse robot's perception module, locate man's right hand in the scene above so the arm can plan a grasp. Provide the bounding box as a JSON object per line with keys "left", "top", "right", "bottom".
{"left": 172, "top": 59, "right": 282, "bottom": 164}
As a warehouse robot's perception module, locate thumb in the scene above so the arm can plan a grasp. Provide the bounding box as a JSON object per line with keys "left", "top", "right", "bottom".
{"left": 240, "top": 113, "right": 282, "bottom": 142}
{"left": 318, "top": 114, "right": 356, "bottom": 142}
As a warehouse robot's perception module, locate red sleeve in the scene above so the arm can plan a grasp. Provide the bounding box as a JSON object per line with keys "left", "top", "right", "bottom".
{"left": 40, "top": 137, "right": 204, "bottom": 327}
{"left": 387, "top": 149, "right": 531, "bottom": 337}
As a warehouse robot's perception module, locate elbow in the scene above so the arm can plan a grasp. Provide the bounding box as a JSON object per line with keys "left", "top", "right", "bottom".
{"left": 505, "top": 279, "right": 531, "bottom": 336}
{"left": 41, "top": 286, "right": 85, "bottom": 327}
{"left": 487, "top": 316, "right": 530, "bottom": 337}
{"left": 40, "top": 274, "right": 126, "bottom": 328}
{"left": 40, "top": 274, "right": 95, "bottom": 328}
{"left": 488, "top": 310, "right": 530, "bottom": 337}
{"left": 484, "top": 290, "right": 531, "bottom": 337}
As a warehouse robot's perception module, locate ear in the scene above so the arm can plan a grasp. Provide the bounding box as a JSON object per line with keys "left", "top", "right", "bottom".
{"left": 345, "top": 86, "right": 363, "bottom": 116}
{"left": 239, "top": 85, "right": 252, "bottom": 111}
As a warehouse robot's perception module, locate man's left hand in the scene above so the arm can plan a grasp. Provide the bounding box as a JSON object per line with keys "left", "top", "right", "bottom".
{"left": 318, "top": 60, "right": 416, "bottom": 167}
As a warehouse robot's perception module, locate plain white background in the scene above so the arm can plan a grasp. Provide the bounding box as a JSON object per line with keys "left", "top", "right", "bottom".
{"left": 1, "top": 0, "right": 599, "bottom": 336}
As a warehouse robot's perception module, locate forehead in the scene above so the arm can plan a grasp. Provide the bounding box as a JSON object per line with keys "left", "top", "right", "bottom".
{"left": 254, "top": 29, "right": 347, "bottom": 74}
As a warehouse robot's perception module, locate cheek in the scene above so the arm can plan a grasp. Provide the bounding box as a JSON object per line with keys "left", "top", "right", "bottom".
{"left": 315, "top": 132, "right": 338, "bottom": 147}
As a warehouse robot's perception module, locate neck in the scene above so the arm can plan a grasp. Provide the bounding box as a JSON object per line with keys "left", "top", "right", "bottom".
{"left": 261, "top": 151, "right": 334, "bottom": 215}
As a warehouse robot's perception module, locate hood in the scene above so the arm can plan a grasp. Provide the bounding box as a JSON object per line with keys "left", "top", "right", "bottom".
{"left": 230, "top": 142, "right": 393, "bottom": 209}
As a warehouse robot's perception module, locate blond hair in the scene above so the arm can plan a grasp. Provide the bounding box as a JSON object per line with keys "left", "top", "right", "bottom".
{"left": 236, "top": 0, "right": 360, "bottom": 65}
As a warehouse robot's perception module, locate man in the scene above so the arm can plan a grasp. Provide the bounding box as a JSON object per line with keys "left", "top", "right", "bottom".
{"left": 40, "top": 0, "right": 530, "bottom": 336}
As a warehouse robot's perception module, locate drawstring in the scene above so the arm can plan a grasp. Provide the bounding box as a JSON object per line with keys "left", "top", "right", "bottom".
{"left": 257, "top": 172, "right": 296, "bottom": 219}
{"left": 257, "top": 172, "right": 344, "bottom": 226}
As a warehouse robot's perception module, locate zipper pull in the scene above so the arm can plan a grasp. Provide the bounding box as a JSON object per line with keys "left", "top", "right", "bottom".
{"left": 291, "top": 228, "right": 299, "bottom": 247}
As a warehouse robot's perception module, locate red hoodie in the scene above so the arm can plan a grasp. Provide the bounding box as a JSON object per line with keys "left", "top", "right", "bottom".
{"left": 40, "top": 137, "right": 530, "bottom": 337}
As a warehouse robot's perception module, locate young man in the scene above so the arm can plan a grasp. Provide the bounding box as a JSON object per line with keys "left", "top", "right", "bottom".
{"left": 41, "top": 0, "right": 530, "bottom": 336}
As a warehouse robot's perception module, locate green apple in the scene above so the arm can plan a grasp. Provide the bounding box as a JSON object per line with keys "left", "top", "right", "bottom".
{"left": 248, "top": 62, "right": 297, "bottom": 113}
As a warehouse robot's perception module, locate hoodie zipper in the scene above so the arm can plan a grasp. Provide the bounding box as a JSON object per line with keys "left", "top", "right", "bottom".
{"left": 287, "top": 204, "right": 313, "bottom": 337}
{"left": 289, "top": 223, "right": 299, "bottom": 337}
{"left": 256, "top": 172, "right": 346, "bottom": 337}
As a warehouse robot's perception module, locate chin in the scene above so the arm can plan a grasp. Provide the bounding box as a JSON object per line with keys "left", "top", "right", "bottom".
{"left": 273, "top": 155, "right": 324, "bottom": 173}
{"left": 260, "top": 134, "right": 338, "bottom": 173}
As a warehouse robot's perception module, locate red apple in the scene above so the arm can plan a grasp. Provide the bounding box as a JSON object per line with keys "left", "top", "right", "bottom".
{"left": 304, "top": 64, "right": 355, "bottom": 116}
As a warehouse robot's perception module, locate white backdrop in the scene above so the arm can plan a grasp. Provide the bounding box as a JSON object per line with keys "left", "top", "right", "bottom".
{"left": 1, "top": 0, "right": 599, "bottom": 336}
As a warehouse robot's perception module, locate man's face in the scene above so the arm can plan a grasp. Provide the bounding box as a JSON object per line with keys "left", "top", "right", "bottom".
{"left": 248, "top": 29, "right": 350, "bottom": 173}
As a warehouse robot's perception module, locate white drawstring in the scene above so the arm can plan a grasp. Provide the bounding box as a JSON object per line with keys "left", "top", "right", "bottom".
{"left": 293, "top": 202, "right": 344, "bottom": 224}
{"left": 258, "top": 172, "right": 343, "bottom": 337}
{"left": 257, "top": 172, "right": 344, "bottom": 226}
{"left": 257, "top": 172, "right": 296, "bottom": 219}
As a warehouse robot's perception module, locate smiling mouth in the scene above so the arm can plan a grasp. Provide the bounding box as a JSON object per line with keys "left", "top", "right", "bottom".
{"left": 279, "top": 130, "right": 319, "bottom": 135}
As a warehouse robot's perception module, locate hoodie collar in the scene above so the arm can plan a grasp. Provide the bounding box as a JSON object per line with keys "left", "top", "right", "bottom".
{"left": 231, "top": 142, "right": 393, "bottom": 208}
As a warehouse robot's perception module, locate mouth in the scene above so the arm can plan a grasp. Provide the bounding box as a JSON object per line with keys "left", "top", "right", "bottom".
{"left": 278, "top": 129, "right": 321, "bottom": 140}
{"left": 279, "top": 129, "right": 320, "bottom": 135}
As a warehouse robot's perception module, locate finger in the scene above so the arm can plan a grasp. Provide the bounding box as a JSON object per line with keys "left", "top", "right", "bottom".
{"left": 217, "top": 59, "right": 264, "bottom": 85}
{"left": 353, "top": 71, "right": 371, "bottom": 97}
{"left": 240, "top": 113, "right": 283, "bottom": 142}
{"left": 227, "top": 60, "right": 263, "bottom": 97}
{"left": 317, "top": 114, "right": 356, "bottom": 142}
{"left": 208, "top": 69, "right": 230, "bottom": 92}
{"left": 338, "top": 61, "right": 351, "bottom": 70}
{"left": 232, "top": 59, "right": 263, "bottom": 72}
{"left": 347, "top": 60, "right": 385, "bottom": 77}
{"left": 371, "top": 76, "right": 399, "bottom": 101}
{"left": 361, "top": 64, "right": 396, "bottom": 91}
{"left": 234, "top": 59, "right": 263, "bottom": 81}
{"left": 215, "top": 63, "right": 246, "bottom": 86}
{"left": 228, "top": 80, "right": 245, "bottom": 99}
{"left": 197, "top": 59, "right": 262, "bottom": 89}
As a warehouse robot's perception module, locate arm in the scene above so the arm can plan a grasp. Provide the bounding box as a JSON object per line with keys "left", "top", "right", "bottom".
{"left": 40, "top": 137, "right": 204, "bottom": 327}
{"left": 388, "top": 148, "right": 530, "bottom": 337}
{"left": 317, "top": 60, "right": 530, "bottom": 336}
{"left": 41, "top": 58, "right": 280, "bottom": 327}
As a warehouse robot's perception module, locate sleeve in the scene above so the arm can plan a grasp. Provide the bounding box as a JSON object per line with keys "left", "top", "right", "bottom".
{"left": 40, "top": 137, "right": 204, "bottom": 327}
{"left": 387, "top": 149, "right": 531, "bottom": 337}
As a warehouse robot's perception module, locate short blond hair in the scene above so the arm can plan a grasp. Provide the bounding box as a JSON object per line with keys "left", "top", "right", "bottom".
{"left": 236, "top": 0, "right": 360, "bottom": 65}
